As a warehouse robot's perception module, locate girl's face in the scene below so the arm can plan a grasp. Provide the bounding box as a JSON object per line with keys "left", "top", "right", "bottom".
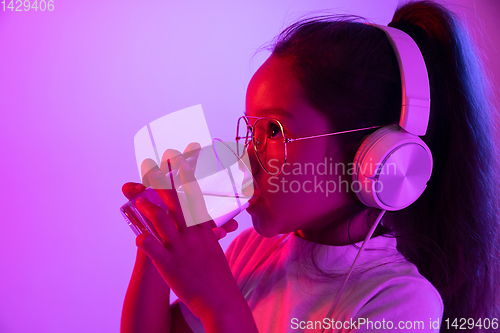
{"left": 245, "top": 55, "right": 352, "bottom": 238}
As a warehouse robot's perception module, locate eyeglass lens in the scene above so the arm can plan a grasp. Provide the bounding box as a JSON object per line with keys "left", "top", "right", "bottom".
{"left": 237, "top": 117, "right": 285, "bottom": 175}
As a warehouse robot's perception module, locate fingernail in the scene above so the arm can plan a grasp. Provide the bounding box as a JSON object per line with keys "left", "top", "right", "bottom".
{"left": 181, "top": 162, "right": 191, "bottom": 171}
{"left": 150, "top": 171, "right": 164, "bottom": 181}
{"left": 136, "top": 197, "right": 149, "bottom": 205}
{"left": 220, "top": 229, "right": 227, "bottom": 239}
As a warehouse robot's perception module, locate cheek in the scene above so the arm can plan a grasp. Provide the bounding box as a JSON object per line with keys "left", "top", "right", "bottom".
{"left": 256, "top": 173, "right": 325, "bottom": 217}
{"left": 249, "top": 139, "right": 347, "bottom": 232}
{"left": 269, "top": 145, "right": 346, "bottom": 207}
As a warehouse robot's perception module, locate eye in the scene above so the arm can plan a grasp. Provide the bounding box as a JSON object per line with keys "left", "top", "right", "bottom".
{"left": 266, "top": 121, "right": 283, "bottom": 139}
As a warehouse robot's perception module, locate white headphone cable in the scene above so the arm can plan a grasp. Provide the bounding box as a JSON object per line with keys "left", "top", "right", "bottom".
{"left": 320, "top": 209, "right": 387, "bottom": 333}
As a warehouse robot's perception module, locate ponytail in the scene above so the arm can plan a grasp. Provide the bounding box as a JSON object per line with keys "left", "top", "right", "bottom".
{"left": 388, "top": 1, "right": 500, "bottom": 330}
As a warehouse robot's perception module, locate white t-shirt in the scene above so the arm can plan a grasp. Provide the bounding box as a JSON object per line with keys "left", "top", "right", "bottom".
{"left": 180, "top": 227, "right": 444, "bottom": 332}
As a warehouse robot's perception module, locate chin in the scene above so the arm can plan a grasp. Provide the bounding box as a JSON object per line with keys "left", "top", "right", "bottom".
{"left": 250, "top": 215, "right": 281, "bottom": 238}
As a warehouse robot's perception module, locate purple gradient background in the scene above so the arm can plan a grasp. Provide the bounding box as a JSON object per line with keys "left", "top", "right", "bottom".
{"left": 0, "top": 1, "right": 498, "bottom": 332}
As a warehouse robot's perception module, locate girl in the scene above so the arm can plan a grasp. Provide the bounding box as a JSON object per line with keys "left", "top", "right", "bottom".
{"left": 121, "top": 1, "right": 499, "bottom": 332}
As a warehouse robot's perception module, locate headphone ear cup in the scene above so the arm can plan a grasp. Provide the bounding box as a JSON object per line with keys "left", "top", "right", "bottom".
{"left": 352, "top": 125, "right": 433, "bottom": 211}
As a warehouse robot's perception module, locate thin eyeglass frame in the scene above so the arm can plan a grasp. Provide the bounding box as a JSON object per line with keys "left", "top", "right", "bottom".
{"left": 236, "top": 115, "right": 382, "bottom": 176}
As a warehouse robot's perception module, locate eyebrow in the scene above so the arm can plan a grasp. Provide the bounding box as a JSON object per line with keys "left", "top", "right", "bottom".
{"left": 244, "top": 108, "right": 294, "bottom": 119}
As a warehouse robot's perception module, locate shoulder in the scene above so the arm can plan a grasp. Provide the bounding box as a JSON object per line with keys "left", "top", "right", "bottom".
{"left": 365, "top": 272, "right": 443, "bottom": 314}
{"left": 347, "top": 260, "right": 443, "bottom": 331}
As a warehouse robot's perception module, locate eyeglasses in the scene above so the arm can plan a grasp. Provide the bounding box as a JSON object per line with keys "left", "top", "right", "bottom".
{"left": 236, "top": 115, "right": 382, "bottom": 176}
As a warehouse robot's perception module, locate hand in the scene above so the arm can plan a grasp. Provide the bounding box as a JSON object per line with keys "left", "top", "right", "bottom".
{"left": 122, "top": 142, "right": 238, "bottom": 240}
{"left": 122, "top": 181, "right": 237, "bottom": 240}
{"left": 134, "top": 158, "right": 243, "bottom": 321}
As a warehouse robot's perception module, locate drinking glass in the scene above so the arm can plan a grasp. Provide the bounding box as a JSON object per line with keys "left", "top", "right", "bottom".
{"left": 120, "top": 139, "right": 258, "bottom": 242}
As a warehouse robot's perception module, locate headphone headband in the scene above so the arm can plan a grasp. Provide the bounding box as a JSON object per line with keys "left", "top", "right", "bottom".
{"left": 368, "top": 24, "right": 431, "bottom": 136}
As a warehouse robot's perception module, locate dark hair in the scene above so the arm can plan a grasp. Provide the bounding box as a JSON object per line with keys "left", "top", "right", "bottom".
{"left": 266, "top": 0, "right": 500, "bottom": 330}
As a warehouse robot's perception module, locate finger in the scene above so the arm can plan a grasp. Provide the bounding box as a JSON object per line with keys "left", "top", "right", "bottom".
{"left": 136, "top": 197, "right": 179, "bottom": 246}
{"left": 185, "top": 156, "right": 199, "bottom": 174}
{"left": 148, "top": 171, "right": 188, "bottom": 232}
{"left": 178, "top": 161, "right": 213, "bottom": 228}
{"left": 160, "top": 144, "right": 202, "bottom": 181}
{"left": 212, "top": 227, "right": 227, "bottom": 240}
{"left": 140, "top": 156, "right": 189, "bottom": 232}
{"left": 160, "top": 149, "right": 183, "bottom": 175}
{"left": 220, "top": 219, "right": 238, "bottom": 233}
{"left": 141, "top": 158, "right": 162, "bottom": 188}
{"left": 122, "top": 182, "right": 147, "bottom": 200}
{"left": 182, "top": 142, "right": 202, "bottom": 171}
{"left": 182, "top": 142, "right": 202, "bottom": 157}
{"left": 160, "top": 150, "right": 195, "bottom": 193}
{"left": 136, "top": 233, "right": 171, "bottom": 267}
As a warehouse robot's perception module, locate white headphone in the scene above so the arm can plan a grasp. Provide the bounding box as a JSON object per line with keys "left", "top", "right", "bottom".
{"left": 352, "top": 24, "right": 433, "bottom": 211}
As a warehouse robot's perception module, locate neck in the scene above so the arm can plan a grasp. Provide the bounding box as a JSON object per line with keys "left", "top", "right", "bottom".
{"left": 296, "top": 209, "right": 380, "bottom": 246}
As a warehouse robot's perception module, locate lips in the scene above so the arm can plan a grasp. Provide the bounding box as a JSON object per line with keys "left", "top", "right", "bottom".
{"left": 240, "top": 170, "right": 261, "bottom": 208}
{"left": 248, "top": 195, "right": 260, "bottom": 207}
